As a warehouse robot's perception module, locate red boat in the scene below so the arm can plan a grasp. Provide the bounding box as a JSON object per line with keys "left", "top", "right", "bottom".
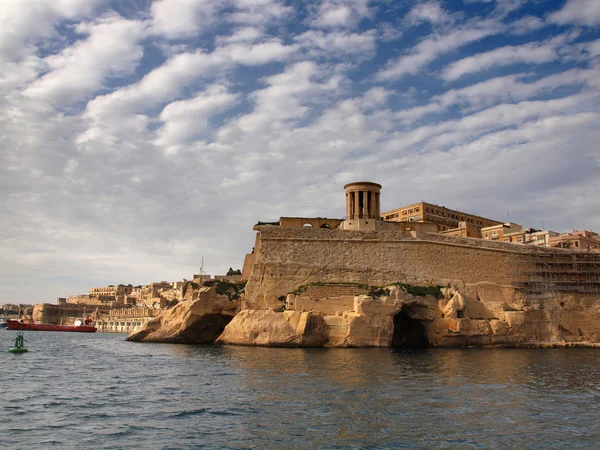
{"left": 6, "top": 318, "right": 97, "bottom": 333}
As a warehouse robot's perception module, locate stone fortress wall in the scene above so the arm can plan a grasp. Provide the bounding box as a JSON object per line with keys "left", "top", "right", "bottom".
{"left": 245, "top": 226, "right": 543, "bottom": 305}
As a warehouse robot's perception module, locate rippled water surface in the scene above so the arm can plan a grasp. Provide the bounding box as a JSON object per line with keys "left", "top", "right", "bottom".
{"left": 2, "top": 331, "right": 600, "bottom": 449}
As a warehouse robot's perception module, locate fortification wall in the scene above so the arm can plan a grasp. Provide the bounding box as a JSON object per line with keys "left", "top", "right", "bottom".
{"left": 245, "top": 227, "right": 543, "bottom": 305}
{"left": 33, "top": 303, "right": 112, "bottom": 324}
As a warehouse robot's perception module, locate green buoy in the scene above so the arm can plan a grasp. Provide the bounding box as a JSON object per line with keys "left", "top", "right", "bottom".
{"left": 9, "top": 330, "right": 28, "bottom": 353}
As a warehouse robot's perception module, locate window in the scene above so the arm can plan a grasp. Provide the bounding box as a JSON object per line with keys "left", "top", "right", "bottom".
{"left": 575, "top": 242, "right": 579, "bottom": 247}
{"left": 414, "top": 215, "right": 421, "bottom": 221}
{"left": 484, "top": 232, "right": 489, "bottom": 238}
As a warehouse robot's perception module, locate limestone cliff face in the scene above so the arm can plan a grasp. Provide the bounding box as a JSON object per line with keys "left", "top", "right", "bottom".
{"left": 127, "top": 285, "right": 239, "bottom": 344}
{"left": 218, "top": 283, "right": 600, "bottom": 348}
{"left": 218, "top": 287, "right": 438, "bottom": 348}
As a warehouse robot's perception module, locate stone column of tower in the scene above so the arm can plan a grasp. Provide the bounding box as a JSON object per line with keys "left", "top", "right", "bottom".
{"left": 342, "top": 181, "right": 382, "bottom": 230}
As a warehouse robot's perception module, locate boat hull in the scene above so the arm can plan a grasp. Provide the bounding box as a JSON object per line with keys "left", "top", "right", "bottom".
{"left": 6, "top": 320, "right": 96, "bottom": 333}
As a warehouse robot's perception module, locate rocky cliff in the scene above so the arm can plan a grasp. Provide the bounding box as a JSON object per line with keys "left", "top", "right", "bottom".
{"left": 127, "top": 285, "right": 239, "bottom": 344}
{"left": 218, "top": 281, "right": 600, "bottom": 348}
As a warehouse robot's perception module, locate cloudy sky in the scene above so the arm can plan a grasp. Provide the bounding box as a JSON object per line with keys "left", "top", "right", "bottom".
{"left": 1, "top": 0, "right": 599, "bottom": 303}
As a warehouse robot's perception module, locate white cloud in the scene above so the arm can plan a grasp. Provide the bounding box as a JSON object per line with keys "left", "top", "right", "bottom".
{"left": 150, "top": 0, "right": 220, "bottom": 39}
{"left": 295, "top": 30, "right": 377, "bottom": 57}
{"left": 386, "top": 91, "right": 599, "bottom": 154}
{"left": 311, "top": 0, "right": 372, "bottom": 29}
{"left": 406, "top": 1, "right": 452, "bottom": 26}
{"left": 216, "top": 26, "right": 264, "bottom": 44}
{"left": 78, "top": 37, "right": 299, "bottom": 146}
{"left": 359, "top": 87, "right": 394, "bottom": 109}
{"left": 220, "top": 61, "right": 342, "bottom": 136}
{"left": 586, "top": 39, "right": 600, "bottom": 58}
{"left": 220, "top": 40, "right": 299, "bottom": 65}
{"left": 24, "top": 15, "right": 146, "bottom": 106}
{"left": 0, "top": 0, "right": 102, "bottom": 63}
{"left": 510, "top": 15, "right": 546, "bottom": 35}
{"left": 227, "top": 0, "right": 294, "bottom": 26}
{"left": 549, "top": 0, "right": 600, "bottom": 27}
{"left": 154, "top": 85, "right": 239, "bottom": 151}
{"left": 441, "top": 39, "right": 562, "bottom": 81}
{"left": 463, "top": 0, "right": 526, "bottom": 18}
{"left": 376, "top": 20, "right": 503, "bottom": 81}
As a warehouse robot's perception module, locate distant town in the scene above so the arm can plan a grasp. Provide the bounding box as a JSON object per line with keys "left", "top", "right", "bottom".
{"left": 4, "top": 199, "right": 598, "bottom": 335}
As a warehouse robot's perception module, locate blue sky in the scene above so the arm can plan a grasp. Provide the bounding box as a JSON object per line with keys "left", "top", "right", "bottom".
{"left": 1, "top": 0, "right": 599, "bottom": 303}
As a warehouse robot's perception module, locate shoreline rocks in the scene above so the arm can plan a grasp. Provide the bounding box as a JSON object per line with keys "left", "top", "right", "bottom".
{"left": 127, "top": 285, "right": 239, "bottom": 344}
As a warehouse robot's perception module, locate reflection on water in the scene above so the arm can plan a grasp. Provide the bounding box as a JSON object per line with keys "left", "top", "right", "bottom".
{"left": 2, "top": 332, "right": 600, "bottom": 449}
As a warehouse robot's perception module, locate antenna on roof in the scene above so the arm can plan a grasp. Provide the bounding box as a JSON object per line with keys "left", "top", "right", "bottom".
{"left": 199, "top": 257, "right": 205, "bottom": 276}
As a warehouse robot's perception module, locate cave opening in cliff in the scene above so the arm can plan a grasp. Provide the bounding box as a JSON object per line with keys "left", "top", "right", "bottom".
{"left": 391, "top": 307, "right": 429, "bottom": 348}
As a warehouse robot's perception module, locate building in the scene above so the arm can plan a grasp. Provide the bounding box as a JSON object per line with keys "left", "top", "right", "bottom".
{"left": 128, "top": 281, "right": 183, "bottom": 309}
{"left": 549, "top": 230, "right": 600, "bottom": 251}
{"left": 95, "top": 307, "right": 157, "bottom": 333}
{"left": 481, "top": 222, "right": 523, "bottom": 242}
{"left": 65, "top": 294, "right": 121, "bottom": 306}
{"left": 440, "top": 221, "right": 481, "bottom": 238}
{"left": 381, "top": 202, "right": 501, "bottom": 233}
{"left": 524, "top": 230, "right": 559, "bottom": 247}
{"left": 89, "top": 284, "right": 133, "bottom": 299}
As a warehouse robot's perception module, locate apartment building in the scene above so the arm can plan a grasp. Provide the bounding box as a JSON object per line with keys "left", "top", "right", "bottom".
{"left": 481, "top": 223, "right": 523, "bottom": 242}
{"left": 381, "top": 202, "right": 501, "bottom": 232}
{"left": 549, "top": 230, "right": 600, "bottom": 251}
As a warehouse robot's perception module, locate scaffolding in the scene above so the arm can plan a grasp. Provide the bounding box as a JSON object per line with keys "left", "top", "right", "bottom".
{"left": 513, "top": 248, "right": 600, "bottom": 305}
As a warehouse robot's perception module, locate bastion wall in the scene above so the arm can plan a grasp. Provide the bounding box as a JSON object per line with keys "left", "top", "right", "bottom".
{"left": 245, "top": 226, "right": 540, "bottom": 305}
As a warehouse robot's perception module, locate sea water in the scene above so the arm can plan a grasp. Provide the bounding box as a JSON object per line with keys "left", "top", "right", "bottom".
{"left": 1, "top": 331, "right": 600, "bottom": 449}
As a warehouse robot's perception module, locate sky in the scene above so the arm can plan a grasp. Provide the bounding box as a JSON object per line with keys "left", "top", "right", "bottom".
{"left": 1, "top": 0, "right": 599, "bottom": 304}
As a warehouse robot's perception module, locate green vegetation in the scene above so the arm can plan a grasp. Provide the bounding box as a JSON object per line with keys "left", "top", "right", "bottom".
{"left": 288, "top": 281, "right": 442, "bottom": 299}
{"left": 165, "top": 299, "right": 179, "bottom": 309}
{"left": 203, "top": 280, "right": 247, "bottom": 301}
{"left": 277, "top": 295, "right": 286, "bottom": 302}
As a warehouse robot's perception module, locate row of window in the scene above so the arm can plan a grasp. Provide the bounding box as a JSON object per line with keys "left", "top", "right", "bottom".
{"left": 97, "top": 321, "right": 145, "bottom": 327}
{"left": 425, "top": 207, "right": 489, "bottom": 226}
{"left": 402, "top": 207, "right": 420, "bottom": 215}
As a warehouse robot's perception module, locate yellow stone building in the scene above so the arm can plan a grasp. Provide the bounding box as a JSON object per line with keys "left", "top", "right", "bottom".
{"left": 480, "top": 222, "right": 524, "bottom": 242}
{"left": 381, "top": 201, "right": 501, "bottom": 235}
